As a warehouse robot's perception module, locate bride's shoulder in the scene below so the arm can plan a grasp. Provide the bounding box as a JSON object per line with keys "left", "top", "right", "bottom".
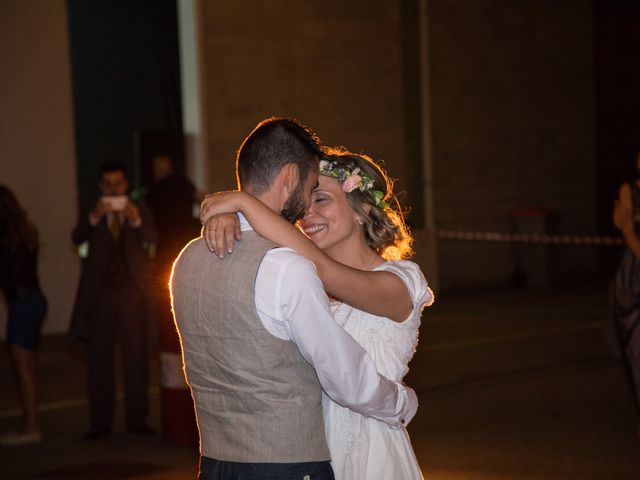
{"left": 376, "top": 260, "right": 434, "bottom": 310}
{"left": 375, "top": 259, "right": 423, "bottom": 279}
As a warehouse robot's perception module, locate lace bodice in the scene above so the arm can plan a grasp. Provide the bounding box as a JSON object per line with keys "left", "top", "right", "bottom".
{"left": 329, "top": 260, "right": 432, "bottom": 381}
{"left": 323, "top": 260, "right": 433, "bottom": 480}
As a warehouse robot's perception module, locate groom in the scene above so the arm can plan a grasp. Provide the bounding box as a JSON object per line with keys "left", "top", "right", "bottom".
{"left": 170, "top": 117, "right": 417, "bottom": 480}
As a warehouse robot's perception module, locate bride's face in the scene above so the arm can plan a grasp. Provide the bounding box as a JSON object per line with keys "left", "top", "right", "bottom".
{"left": 298, "top": 176, "right": 361, "bottom": 252}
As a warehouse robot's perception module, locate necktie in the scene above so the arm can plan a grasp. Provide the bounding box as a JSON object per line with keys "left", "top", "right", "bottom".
{"left": 109, "top": 214, "right": 122, "bottom": 241}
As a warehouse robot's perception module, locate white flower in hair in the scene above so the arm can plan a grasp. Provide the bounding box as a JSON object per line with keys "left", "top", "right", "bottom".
{"left": 319, "top": 159, "right": 389, "bottom": 208}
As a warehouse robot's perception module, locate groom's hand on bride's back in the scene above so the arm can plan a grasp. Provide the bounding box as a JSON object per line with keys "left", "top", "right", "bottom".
{"left": 202, "top": 214, "right": 242, "bottom": 258}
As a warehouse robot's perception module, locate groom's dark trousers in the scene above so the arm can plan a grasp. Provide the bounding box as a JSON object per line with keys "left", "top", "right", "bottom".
{"left": 199, "top": 456, "right": 335, "bottom": 480}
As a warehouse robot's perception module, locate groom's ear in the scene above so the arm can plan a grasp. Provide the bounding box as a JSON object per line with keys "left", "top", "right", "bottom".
{"left": 281, "top": 162, "right": 300, "bottom": 195}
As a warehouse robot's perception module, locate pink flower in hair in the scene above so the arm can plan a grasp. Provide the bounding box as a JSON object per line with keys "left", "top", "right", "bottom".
{"left": 342, "top": 175, "right": 362, "bottom": 193}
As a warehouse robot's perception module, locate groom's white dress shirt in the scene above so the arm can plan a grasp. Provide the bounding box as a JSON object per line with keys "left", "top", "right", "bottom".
{"left": 239, "top": 214, "right": 417, "bottom": 428}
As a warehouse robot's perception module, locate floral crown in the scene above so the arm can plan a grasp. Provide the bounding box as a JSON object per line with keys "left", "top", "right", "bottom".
{"left": 319, "top": 159, "right": 389, "bottom": 209}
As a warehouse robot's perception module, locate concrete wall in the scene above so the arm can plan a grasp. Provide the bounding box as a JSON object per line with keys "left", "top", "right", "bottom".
{"left": 178, "top": 0, "right": 207, "bottom": 192}
{"left": 0, "top": 1, "right": 79, "bottom": 336}
{"left": 428, "top": 0, "right": 597, "bottom": 290}
{"left": 0, "top": 1, "right": 598, "bottom": 324}
{"left": 193, "top": 0, "right": 597, "bottom": 292}
{"left": 198, "top": 0, "right": 413, "bottom": 194}
{"left": 196, "top": 0, "right": 440, "bottom": 282}
{"left": 0, "top": 1, "right": 597, "bottom": 334}
{"left": 198, "top": 0, "right": 596, "bottom": 290}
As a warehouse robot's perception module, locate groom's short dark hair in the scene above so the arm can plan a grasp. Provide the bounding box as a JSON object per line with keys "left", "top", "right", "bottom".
{"left": 236, "top": 117, "right": 321, "bottom": 194}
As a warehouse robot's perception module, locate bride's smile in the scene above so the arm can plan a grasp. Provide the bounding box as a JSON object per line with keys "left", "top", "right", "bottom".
{"left": 298, "top": 176, "right": 362, "bottom": 254}
{"left": 301, "top": 223, "right": 327, "bottom": 235}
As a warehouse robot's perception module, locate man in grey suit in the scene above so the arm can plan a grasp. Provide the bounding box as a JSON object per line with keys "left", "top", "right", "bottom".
{"left": 70, "top": 161, "right": 157, "bottom": 440}
{"left": 171, "top": 118, "right": 417, "bottom": 479}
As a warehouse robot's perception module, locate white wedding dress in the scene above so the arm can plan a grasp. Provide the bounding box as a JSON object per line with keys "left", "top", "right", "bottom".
{"left": 323, "top": 260, "right": 433, "bottom": 480}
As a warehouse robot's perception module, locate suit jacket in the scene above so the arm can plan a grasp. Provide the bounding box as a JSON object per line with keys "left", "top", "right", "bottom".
{"left": 68, "top": 201, "right": 157, "bottom": 349}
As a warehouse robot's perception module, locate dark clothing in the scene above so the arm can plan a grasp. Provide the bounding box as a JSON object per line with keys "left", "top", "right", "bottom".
{"left": 69, "top": 203, "right": 156, "bottom": 431}
{"left": 146, "top": 174, "right": 199, "bottom": 255}
{"left": 146, "top": 174, "right": 199, "bottom": 354}
{"left": 613, "top": 181, "right": 640, "bottom": 413}
{"left": 0, "top": 242, "right": 41, "bottom": 302}
{"left": 146, "top": 175, "right": 200, "bottom": 443}
{"left": 87, "top": 286, "right": 148, "bottom": 430}
{"left": 198, "top": 456, "right": 335, "bottom": 480}
{"left": 1, "top": 242, "right": 47, "bottom": 350}
{"left": 68, "top": 207, "right": 156, "bottom": 347}
{"left": 102, "top": 224, "right": 134, "bottom": 288}
{"left": 6, "top": 290, "right": 47, "bottom": 349}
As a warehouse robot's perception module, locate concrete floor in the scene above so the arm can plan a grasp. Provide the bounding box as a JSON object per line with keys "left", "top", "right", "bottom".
{"left": 1, "top": 277, "right": 639, "bottom": 479}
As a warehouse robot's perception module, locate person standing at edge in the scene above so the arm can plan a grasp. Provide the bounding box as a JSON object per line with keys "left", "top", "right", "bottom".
{"left": 146, "top": 154, "right": 201, "bottom": 443}
{"left": 170, "top": 118, "right": 417, "bottom": 480}
{"left": 612, "top": 149, "right": 640, "bottom": 441}
{"left": 69, "top": 161, "right": 157, "bottom": 440}
{"left": 0, "top": 186, "right": 48, "bottom": 446}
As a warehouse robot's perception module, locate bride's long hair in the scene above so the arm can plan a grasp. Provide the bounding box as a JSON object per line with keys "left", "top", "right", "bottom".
{"left": 0, "top": 185, "right": 39, "bottom": 255}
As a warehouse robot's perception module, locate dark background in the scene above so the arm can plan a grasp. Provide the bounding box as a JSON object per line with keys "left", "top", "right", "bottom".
{"left": 68, "top": 0, "right": 184, "bottom": 210}
{"left": 64, "top": 0, "right": 640, "bottom": 280}
{"left": 595, "top": 0, "right": 640, "bottom": 271}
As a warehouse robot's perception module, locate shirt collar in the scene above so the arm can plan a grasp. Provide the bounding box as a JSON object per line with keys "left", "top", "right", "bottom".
{"left": 238, "top": 213, "right": 253, "bottom": 232}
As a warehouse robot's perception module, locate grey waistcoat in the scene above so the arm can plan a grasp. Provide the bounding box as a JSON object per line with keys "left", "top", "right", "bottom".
{"left": 171, "top": 233, "right": 330, "bottom": 463}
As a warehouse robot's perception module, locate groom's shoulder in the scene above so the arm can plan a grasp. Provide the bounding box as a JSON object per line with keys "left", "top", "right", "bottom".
{"left": 173, "top": 236, "right": 209, "bottom": 267}
{"left": 263, "top": 247, "right": 319, "bottom": 279}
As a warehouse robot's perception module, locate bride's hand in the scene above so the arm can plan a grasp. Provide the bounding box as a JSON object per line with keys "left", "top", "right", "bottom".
{"left": 203, "top": 213, "right": 242, "bottom": 258}
{"left": 199, "top": 190, "right": 245, "bottom": 225}
{"left": 199, "top": 190, "right": 247, "bottom": 256}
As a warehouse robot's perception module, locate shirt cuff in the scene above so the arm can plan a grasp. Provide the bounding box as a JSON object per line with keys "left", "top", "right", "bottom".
{"left": 392, "top": 382, "right": 418, "bottom": 429}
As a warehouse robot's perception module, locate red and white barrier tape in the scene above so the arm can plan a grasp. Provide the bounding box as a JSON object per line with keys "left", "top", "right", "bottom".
{"left": 435, "top": 230, "right": 624, "bottom": 246}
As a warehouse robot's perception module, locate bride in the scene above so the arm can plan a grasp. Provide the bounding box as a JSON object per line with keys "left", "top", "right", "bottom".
{"left": 200, "top": 147, "right": 433, "bottom": 479}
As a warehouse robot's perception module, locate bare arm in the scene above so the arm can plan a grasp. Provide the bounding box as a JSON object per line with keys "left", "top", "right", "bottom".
{"left": 200, "top": 191, "right": 413, "bottom": 322}
{"left": 614, "top": 182, "right": 640, "bottom": 258}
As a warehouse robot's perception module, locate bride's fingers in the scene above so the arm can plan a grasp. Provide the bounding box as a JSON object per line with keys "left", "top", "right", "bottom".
{"left": 215, "top": 225, "right": 227, "bottom": 258}
{"left": 224, "top": 224, "right": 237, "bottom": 254}
{"left": 203, "top": 221, "right": 217, "bottom": 255}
